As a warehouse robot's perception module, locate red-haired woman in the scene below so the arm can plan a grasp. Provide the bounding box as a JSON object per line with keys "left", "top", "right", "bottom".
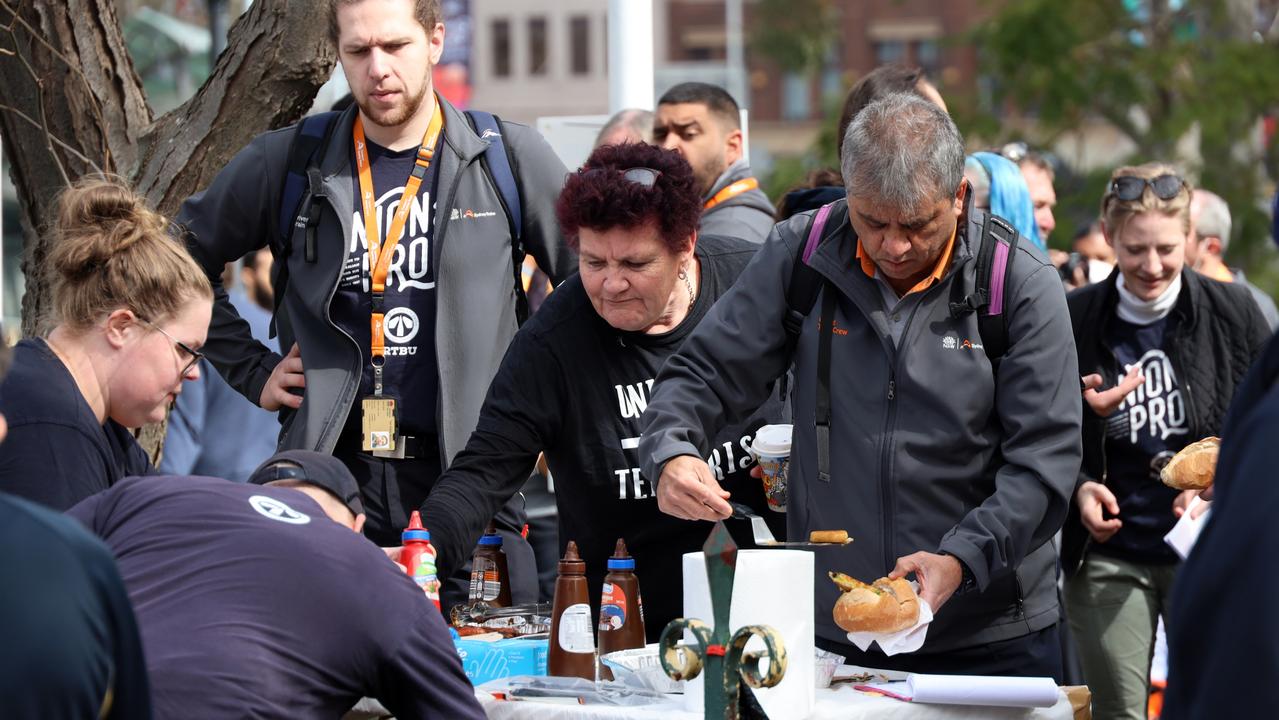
{"left": 418, "top": 142, "right": 783, "bottom": 636}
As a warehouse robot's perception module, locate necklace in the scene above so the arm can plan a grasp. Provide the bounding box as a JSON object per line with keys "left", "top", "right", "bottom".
{"left": 679, "top": 265, "right": 696, "bottom": 313}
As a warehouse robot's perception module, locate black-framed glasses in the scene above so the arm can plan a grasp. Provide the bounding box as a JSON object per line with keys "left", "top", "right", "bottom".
{"left": 576, "top": 166, "right": 663, "bottom": 188}
{"left": 138, "top": 316, "right": 204, "bottom": 376}
{"left": 1109, "top": 174, "right": 1186, "bottom": 202}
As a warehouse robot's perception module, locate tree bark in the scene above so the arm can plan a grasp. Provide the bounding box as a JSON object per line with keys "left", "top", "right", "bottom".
{"left": 0, "top": 0, "right": 335, "bottom": 460}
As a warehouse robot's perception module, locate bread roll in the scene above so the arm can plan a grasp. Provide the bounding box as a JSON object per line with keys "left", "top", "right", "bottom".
{"left": 829, "top": 572, "right": 920, "bottom": 634}
{"left": 1160, "top": 437, "right": 1219, "bottom": 490}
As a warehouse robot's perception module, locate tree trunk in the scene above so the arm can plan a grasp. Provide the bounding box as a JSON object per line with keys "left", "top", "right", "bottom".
{"left": 0, "top": 0, "right": 335, "bottom": 460}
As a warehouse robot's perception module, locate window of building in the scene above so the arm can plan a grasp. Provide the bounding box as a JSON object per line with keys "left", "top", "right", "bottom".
{"left": 529, "top": 17, "right": 548, "bottom": 76}
{"left": 570, "top": 15, "right": 590, "bottom": 75}
{"left": 916, "top": 39, "right": 940, "bottom": 80}
{"left": 491, "top": 18, "right": 510, "bottom": 78}
{"left": 873, "top": 40, "right": 906, "bottom": 66}
{"left": 781, "top": 71, "right": 811, "bottom": 121}
{"left": 821, "top": 40, "right": 844, "bottom": 101}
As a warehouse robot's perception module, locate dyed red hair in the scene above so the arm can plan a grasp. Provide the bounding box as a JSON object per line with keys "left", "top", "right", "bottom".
{"left": 556, "top": 143, "right": 702, "bottom": 254}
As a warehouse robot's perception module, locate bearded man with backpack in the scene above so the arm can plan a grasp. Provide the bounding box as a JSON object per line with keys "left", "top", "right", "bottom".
{"left": 640, "top": 93, "right": 1082, "bottom": 678}
{"left": 177, "top": 0, "right": 573, "bottom": 608}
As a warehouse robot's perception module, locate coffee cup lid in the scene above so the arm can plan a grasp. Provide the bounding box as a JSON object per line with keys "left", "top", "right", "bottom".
{"left": 751, "top": 424, "right": 792, "bottom": 457}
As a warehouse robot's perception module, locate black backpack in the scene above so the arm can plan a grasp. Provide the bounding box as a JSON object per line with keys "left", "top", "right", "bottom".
{"left": 781, "top": 199, "right": 1020, "bottom": 481}
{"left": 268, "top": 109, "right": 528, "bottom": 338}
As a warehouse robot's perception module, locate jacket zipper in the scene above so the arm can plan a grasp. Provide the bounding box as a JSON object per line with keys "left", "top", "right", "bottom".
{"left": 312, "top": 186, "right": 363, "bottom": 453}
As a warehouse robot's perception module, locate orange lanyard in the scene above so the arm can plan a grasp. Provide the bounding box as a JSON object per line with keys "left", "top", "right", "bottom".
{"left": 703, "top": 177, "right": 759, "bottom": 210}
{"left": 353, "top": 101, "right": 444, "bottom": 393}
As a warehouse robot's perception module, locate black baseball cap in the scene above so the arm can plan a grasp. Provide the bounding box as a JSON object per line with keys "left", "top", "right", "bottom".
{"left": 249, "top": 450, "right": 364, "bottom": 517}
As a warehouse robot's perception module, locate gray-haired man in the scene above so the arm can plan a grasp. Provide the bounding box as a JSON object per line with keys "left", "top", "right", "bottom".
{"left": 640, "top": 93, "right": 1082, "bottom": 678}
{"left": 1188, "top": 189, "right": 1279, "bottom": 329}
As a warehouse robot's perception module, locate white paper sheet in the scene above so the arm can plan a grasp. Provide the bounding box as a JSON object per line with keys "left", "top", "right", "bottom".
{"left": 861, "top": 673, "right": 1059, "bottom": 708}
{"left": 1164, "top": 496, "right": 1211, "bottom": 560}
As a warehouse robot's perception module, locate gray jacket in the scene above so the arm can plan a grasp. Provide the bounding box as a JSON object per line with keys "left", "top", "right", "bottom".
{"left": 640, "top": 202, "right": 1082, "bottom": 652}
{"left": 179, "top": 100, "right": 573, "bottom": 463}
{"left": 699, "top": 159, "right": 776, "bottom": 245}
{"left": 1232, "top": 269, "right": 1279, "bottom": 330}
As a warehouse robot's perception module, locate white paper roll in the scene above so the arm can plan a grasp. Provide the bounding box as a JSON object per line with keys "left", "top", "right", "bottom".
{"left": 681, "top": 550, "right": 814, "bottom": 719}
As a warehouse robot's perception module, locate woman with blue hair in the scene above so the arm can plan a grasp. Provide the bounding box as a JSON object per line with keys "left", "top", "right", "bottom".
{"left": 964, "top": 151, "right": 1044, "bottom": 251}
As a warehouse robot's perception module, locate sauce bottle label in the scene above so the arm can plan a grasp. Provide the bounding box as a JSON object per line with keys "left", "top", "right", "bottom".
{"left": 468, "top": 557, "right": 502, "bottom": 602}
{"left": 599, "top": 582, "right": 628, "bottom": 631}
{"left": 557, "top": 603, "right": 595, "bottom": 653}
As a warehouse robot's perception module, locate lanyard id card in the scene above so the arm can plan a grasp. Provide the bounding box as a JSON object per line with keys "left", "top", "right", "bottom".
{"left": 362, "top": 396, "right": 399, "bottom": 452}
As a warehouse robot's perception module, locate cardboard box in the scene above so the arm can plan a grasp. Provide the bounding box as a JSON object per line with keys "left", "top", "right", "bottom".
{"left": 453, "top": 636, "right": 548, "bottom": 685}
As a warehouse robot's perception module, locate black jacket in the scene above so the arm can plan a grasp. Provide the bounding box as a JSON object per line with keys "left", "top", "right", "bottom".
{"left": 1062, "top": 268, "right": 1270, "bottom": 574}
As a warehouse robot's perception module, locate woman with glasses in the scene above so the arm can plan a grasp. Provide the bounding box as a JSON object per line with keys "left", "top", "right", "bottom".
{"left": 1061, "top": 163, "right": 1269, "bottom": 720}
{"left": 0, "top": 176, "right": 212, "bottom": 510}
{"left": 418, "top": 142, "right": 783, "bottom": 633}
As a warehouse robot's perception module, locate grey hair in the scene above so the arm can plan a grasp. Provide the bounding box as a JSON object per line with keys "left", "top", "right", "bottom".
{"left": 1192, "top": 189, "right": 1232, "bottom": 251}
{"left": 595, "top": 108, "right": 654, "bottom": 148}
{"left": 841, "top": 93, "right": 965, "bottom": 212}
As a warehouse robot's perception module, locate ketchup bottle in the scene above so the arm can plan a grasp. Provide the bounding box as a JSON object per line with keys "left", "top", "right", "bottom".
{"left": 401, "top": 511, "right": 441, "bottom": 610}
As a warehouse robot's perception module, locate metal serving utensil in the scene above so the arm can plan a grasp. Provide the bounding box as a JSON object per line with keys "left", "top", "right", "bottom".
{"left": 729, "top": 502, "right": 853, "bottom": 548}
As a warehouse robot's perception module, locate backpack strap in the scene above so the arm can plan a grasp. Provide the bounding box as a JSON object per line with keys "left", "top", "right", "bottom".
{"left": 464, "top": 110, "right": 530, "bottom": 324}
{"left": 782, "top": 201, "right": 838, "bottom": 347}
{"left": 779, "top": 201, "right": 838, "bottom": 404}
{"left": 271, "top": 110, "right": 341, "bottom": 338}
{"left": 948, "top": 211, "right": 1019, "bottom": 364}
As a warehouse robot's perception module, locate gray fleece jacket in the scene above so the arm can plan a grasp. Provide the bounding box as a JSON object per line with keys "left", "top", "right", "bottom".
{"left": 179, "top": 99, "right": 574, "bottom": 463}
{"left": 699, "top": 159, "right": 776, "bottom": 245}
{"left": 640, "top": 200, "right": 1082, "bottom": 652}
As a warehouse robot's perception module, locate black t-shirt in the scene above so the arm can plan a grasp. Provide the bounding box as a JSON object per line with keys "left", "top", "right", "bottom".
{"left": 1097, "top": 315, "right": 1188, "bottom": 562}
{"left": 0, "top": 491, "right": 150, "bottom": 719}
{"left": 67, "top": 476, "right": 485, "bottom": 720}
{"left": 330, "top": 136, "right": 443, "bottom": 438}
{"left": 432, "top": 235, "right": 785, "bottom": 640}
{"left": 0, "top": 339, "right": 152, "bottom": 511}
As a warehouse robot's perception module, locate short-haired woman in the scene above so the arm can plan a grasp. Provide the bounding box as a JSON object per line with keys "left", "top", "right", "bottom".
{"left": 0, "top": 176, "right": 213, "bottom": 509}
{"left": 1063, "top": 163, "right": 1269, "bottom": 720}
{"left": 419, "top": 142, "right": 783, "bottom": 635}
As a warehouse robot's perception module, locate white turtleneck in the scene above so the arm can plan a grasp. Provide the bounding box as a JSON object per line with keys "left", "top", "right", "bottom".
{"left": 1116, "top": 272, "right": 1182, "bottom": 325}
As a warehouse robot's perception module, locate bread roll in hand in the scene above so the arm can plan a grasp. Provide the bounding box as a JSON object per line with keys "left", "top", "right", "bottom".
{"left": 829, "top": 571, "right": 920, "bottom": 634}
{"left": 1160, "top": 437, "right": 1219, "bottom": 491}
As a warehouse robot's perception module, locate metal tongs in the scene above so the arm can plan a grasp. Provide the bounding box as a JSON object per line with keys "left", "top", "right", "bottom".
{"left": 729, "top": 502, "right": 853, "bottom": 548}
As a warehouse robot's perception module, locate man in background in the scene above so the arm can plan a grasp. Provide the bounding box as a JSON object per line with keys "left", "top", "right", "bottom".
{"left": 654, "top": 82, "right": 774, "bottom": 244}
{"left": 162, "top": 248, "right": 280, "bottom": 481}
{"left": 1188, "top": 188, "right": 1278, "bottom": 328}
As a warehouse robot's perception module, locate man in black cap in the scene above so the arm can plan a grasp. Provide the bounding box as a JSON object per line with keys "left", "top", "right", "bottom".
{"left": 67, "top": 450, "right": 484, "bottom": 719}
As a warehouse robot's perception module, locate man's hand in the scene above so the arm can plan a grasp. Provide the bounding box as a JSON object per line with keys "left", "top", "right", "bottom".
{"left": 260, "top": 343, "right": 305, "bottom": 411}
{"left": 1076, "top": 480, "right": 1123, "bottom": 542}
{"left": 1173, "top": 488, "right": 1212, "bottom": 520}
{"left": 889, "top": 551, "right": 963, "bottom": 612}
{"left": 1082, "top": 366, "right": 1144, "bottom": 418}
{"left": 656, "top": 455, "right": 732, "bottom": 522}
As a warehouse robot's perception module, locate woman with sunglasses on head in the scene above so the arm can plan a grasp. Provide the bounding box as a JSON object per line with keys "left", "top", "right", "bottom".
{"left": 417, "top": 142, "right": 783, "bottom": 632}
{"left": 0, "top": 176, "right": 213, "bottom": 511}
{"left": 1061, "top": 163, "right": 1269, "bottom": 720}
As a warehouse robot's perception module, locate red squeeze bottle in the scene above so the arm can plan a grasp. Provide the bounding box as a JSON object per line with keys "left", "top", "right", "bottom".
{"left": 401, "top": 511, "right": 441, "bottom": 610}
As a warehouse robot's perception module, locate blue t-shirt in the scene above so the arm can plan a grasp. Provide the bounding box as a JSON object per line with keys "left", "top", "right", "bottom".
{"left": 67, "top": 476, "right": 484, "bottom": 719}
{"left": 1098, "top": 315, "right": 1188, "bottom": 562}
{"left": 330, "top": 136, "right": 442, "bottom": 438}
